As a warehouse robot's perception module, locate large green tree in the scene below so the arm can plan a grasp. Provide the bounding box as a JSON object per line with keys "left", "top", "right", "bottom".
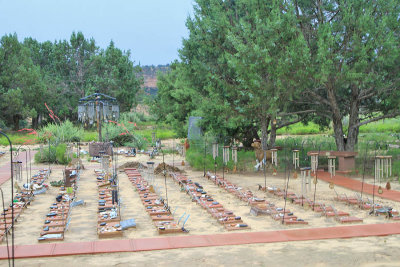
{"left": 295, "top": 0, "right": 400, "bottom": 151}
{"left": 0, "top": 32, "right": 143, "bottom": 129}
{"left": 91, "top": 41, "right": 142, "bottom": 112}
{"left": 0, "top": 34, "right": 46, "bottom": 130}
{"left": 155, "top": 0, "right": 311, "bottom": 148}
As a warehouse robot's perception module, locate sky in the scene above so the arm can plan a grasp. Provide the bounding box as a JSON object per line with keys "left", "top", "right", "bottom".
{"left": 0, "top": 0, "right": 194, "bottom": 65}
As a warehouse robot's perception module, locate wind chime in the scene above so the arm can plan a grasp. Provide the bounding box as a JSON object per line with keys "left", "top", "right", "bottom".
{"left": 147, "top": 161, "right": 155, "bottom": 185}
{"left": 375, "top": 155, "right": 392, "bottom": 193}
{"left": 384, "top": 155, "right": 392, "bottom": 190}
{"left": 223, "top": 146, "right": 229, "bottom": 178}
{"left": 292, "top": 149, "right": 299, "bottom": 178}
{"left": 12, "top": 161, "right": 22, "bottom": 182}
{"left": 310, "top": 152, "right": 319, "bottom": 173}
{"left": 328, "top": 156, "right": 336, "bottom": 178}
{"left": 77, "top": 93, "right": 119, "bottom": 142}
{"left": 271, "top": 148, "right": 278, "bottom": 176}
{"left": 101, "top": 154, "right": 110, "bottom": 173}
{"left": 300, "top": 167, "right": 311, "bottom": 198}
{"left": 232, "top": 145, "right": 238, "bottom": 173}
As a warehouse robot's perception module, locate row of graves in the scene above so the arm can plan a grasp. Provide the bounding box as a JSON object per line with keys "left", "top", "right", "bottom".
{"left": 96, "top": 153, "right": 136, "bottom": 238}
{"left": 204, "top": 172, "right": 307, "bottom": 225}
{"left": 261, "top": 148, "right": 399, "bottom": 222}
{"left": 1, "top": 169, "right": 50, "bottom": 243}
{"left": 38, "top": 167, "right": 83, "bottom": 242}
{"left": 206, "top": 142, "right": 399, "bottom": 225}
{"left": 169, "top": 172, "right": 250, "bottom": 230}
{"left": 124, "top": 165, "right": 189, "bottom": 234}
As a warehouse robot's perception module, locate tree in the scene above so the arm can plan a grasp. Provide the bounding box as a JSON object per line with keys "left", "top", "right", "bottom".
{"left": 0, "top": 34, "right": 46, "bottom": 130}
{"left": 295, "top": 0, "right": 400, "bottom": 151}
{"left": 153, "top": 61, "right": 201, "bottom": 137}
{"left": 225, "top": 0, "right": 311, "bottom": 149}
{"left": 91, "top": 41, "right": 142, "bottom": 112}
{"left": 155, "top": 0, "right": 311, "bottom": 148}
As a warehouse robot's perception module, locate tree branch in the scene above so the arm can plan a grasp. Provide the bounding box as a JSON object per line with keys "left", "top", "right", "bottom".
{"left": 350, "top": 112, "right": 400, "bottom": 129}
{"left": 278, "top": 110, "right": 316, "bottom": 116}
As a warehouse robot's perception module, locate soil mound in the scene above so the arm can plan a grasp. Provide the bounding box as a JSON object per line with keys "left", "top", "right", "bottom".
{"left": 118, "top": 161, "right": 147, "bottom": 170}
{"left": 154, "top": 163, "right": 184, "bottom": 174}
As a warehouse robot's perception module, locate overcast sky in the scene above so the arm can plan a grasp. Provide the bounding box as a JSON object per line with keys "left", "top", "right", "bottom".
{"left": 0, "top": 0, "right": 194, "bottom": 65}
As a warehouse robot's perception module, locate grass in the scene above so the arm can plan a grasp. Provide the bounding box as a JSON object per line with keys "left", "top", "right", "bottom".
{"left": 277, "top": 117, "right": 400, "bottom": 135}
{"left": 186, "top": 134, "right": 400, "bottom": 180}
{"left": 186, "top": 140, "right": 257, "bottom": 172}
{"left": 81, "top": 131, "right": 98, "bottom": 142}
{"left": 359, "top": 118, "right": 400, "bottom": 133}
{"left": 134, "top": 128, "right": 176, "bottom": 141}
{"left": 277, "top": 122, "right": 328, "bottom": 135}
{"left": 0, "top": 133, "right": 38, "bottom": 146}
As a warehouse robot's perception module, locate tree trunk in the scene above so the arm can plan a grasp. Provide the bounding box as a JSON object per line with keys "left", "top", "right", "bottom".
{"left": 260, "top": 116, "right": 270, "bottom": 151}
{"left": 32, "top": 115, "right": 39, "bottom": 129}
{"left": 268, "top": 119, "right": 277, "bottom": 149}
{"left": 13, "top": 115, "right": 20, "bottom": 131}
{"left": 346, "top": 86, "right": 360, "bottom": 151}
{"left": 327, "top": 85, "right": 345, "bottom": 151}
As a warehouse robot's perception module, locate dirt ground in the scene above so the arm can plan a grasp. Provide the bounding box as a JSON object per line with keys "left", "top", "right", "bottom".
{"left": 0, "top": 144, "right": 399, "bottom": 266}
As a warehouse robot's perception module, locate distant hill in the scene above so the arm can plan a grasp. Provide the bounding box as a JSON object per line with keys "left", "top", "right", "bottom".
{"left": 141, "top": 64, "right": 170, "bottom": 96}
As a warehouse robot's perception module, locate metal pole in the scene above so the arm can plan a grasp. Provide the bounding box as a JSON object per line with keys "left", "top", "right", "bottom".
{"left": 99, "top": 101, "right": 102, "bottom": 142}
{"left": 28, "top": 147, "right": 31, "bottom": 183}
{"left": 360, "top": 141, "right": 369, "bottom": 205}
{"left": 48, "top": 139, "right": 50, "bottom": 172}
{"left": 172, "top": 137, "right": 175, "bottom": 168}
{"left": 263, "top": 149, "right": 267, "bottom": 191}
{"left": 25, "top": 148, "right": 28, "bottom": 185}
{"left": 0, "top": 131, "right": 14, "bottom": 267}
{"left": 312, "top": 143, "right": 322, "bottom": 211}
{"left": 371, "top": 142, "right": 379, "bottom": 215}
{"left": 282, "top": 140, "right": 291, "bottom": 224}
{"left": 0, "top": 188, "right": 11, "bottom": 267}
{"left": 203, "top": 138, "right": 206, "bottom": 177}
{"left": 162, "top": 150, "right": 168, "bottom": 207}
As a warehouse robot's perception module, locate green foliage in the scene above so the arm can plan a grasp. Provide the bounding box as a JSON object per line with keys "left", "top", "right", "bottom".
{"left": 0, "top": 132, "right": 38, "bottom": 146}
{"left": 34, "top": 143, "right": 71, "bottom": 165}
{"left": 0, "top": 34, "right": 47, "bottom": 130}
{"left": 0, "top": 32, "right": 142, "bottom": 130}
{"left": 37, "top": 120, "right": 83, "bottom": 143}
{"left": 153, "top": 0, "right": 400, "bottom": 152}
{"left": 81, "top": 131, "right": 98, "bottom": 142}
{"left": 359, "top": 118, "right": 400, "bottom": 133}
{"left": 124, "top": 134, "right": 148, "bottom": 150}
{"left": 277, "top": 122, "right": 328, "bottom": 135}
{"left": 186, "top": 140, "right": 257, "bottom": 172}
{"left": 295, "top": 0, "right": 400, "bottom": 150}
{"left": 135, "top": 128, "right": 176, "bottom": 140}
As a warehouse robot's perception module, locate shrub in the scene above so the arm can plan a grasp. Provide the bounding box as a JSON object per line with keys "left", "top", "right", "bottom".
{"left": 34, "top": 143, "right": 71, "bottom": 165}
{"left": 37, "top": 120, "right": 83, "bottom": 143}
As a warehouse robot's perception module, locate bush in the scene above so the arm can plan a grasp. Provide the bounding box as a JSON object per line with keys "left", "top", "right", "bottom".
{"left": 124, "top": 134, "right": 148, "bottom": 150}
{"left": 37, "top": 120, "right": 84, "bottom": 143}
{"left": 34, "top": 143, "right": 71, "bottom": 165}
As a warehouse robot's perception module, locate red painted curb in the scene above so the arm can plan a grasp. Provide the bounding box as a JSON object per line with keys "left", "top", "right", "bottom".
{"left": 317, "top": 171, "right": 400, "bottom": 202}
{"left": 0, "top": 223, "right": 399, "bottom": 259}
